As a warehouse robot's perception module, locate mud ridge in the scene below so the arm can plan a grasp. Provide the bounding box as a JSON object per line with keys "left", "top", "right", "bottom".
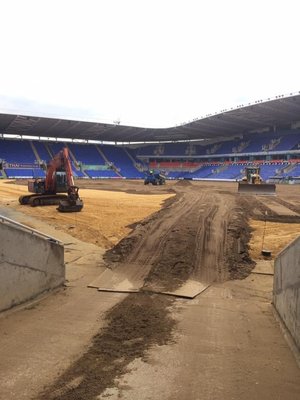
{"left": 226, "top": 198, "right": 255, "bottom": 279}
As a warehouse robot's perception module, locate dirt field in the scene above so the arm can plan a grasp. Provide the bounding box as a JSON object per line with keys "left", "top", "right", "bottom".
{"left": 0, "top": 179, "right": 299, "bottom": 400}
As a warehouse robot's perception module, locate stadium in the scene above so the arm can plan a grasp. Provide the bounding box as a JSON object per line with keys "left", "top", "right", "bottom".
{"left": 1, "top": 92, "right": 300, "bottom": 182}
{"left": 0, "top": 92, "right": 300, "bottom": 399}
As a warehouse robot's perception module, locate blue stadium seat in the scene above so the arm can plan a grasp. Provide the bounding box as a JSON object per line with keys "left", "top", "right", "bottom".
{"left": 0, "top": 140, "right": 36, "bottom": 163}
{"left": 84, "top": 169, "right": 120, "bottom": 178}
{"left": 100, "top": 145, "right": 144, "bottom": 178}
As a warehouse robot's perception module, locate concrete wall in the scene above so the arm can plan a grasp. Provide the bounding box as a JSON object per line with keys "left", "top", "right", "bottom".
{"left": 273, "top": 236, "right": 300, "bottom": 350}
{"left": 0, "top": 220, "right": 64, "bottom": 312}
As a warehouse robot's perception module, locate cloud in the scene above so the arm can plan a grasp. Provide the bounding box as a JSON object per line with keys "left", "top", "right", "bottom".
{"left": 0, "top": 0, "right": 299, "bottom": 128}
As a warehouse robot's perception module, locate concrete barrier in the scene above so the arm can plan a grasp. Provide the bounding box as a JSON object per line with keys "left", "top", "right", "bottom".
{"left": 0, "top": 216, "right": 65, "bottom": 312}
{"left": 273, "top": 236, "right": 300, "bottom": 350}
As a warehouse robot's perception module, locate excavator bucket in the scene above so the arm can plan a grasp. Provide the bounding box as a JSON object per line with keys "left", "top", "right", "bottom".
{"left": 57, "top": 198, "right": 84, "bottom": 212}
{"left": 238, "top": 182, "right": 276, "bottom": 196}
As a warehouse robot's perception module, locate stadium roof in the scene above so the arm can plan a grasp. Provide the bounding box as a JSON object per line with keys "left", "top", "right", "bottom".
{"left": 0, "top": 93, "right": 300, "bottom": 143}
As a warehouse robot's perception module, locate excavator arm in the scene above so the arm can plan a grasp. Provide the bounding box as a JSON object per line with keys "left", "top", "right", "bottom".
{"left": 45, "top": 147, "right": 75, "bottom": 193}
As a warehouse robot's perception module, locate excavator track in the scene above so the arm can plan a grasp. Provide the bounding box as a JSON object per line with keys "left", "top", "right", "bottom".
{"left": 19, "top": 194, "right": 69, "bottom": 207}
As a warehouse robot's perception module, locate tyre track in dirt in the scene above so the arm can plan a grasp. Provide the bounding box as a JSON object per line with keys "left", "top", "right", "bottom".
{"left": 272, "top": 196, "right": 300, "bottom": 215}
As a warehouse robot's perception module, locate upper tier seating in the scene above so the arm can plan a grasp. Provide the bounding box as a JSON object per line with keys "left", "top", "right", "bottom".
{"left": 213, "top": 140, "right": 240, "bottom": 155}
{"left": 47, "top": 142, "right": 67, "bottom": 156}
{"left": 101, "top": 145, "right": 143, "bottom": 178}
{"left": 274, "top": 132, "right": 300, "bottom": 151}
{"left": 163, "top": 143, "right": 188, "bottom": 156}
{"left": 0, "top": 140, "right": 36, "bottom": 163}
{"left": 33, "top": 141, "right": 52, "bottom": 162}
{"left": 242, "top": 137, "right": 271, "bottom": 153}
{"left": 68, "top": 144, "right": 105, "bottom": 164}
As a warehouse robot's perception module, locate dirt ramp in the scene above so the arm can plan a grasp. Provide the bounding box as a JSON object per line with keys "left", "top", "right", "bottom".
{"left": 101, "top": 185, "right": 254, "bottom": 296}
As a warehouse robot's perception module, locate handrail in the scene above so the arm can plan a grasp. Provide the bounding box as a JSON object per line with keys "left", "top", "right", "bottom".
{"left": 0, "top": 215, "right": 62, "bottom": 244}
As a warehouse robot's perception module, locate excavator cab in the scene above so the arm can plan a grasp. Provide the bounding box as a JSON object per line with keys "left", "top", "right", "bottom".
{"left": 55, "top": 171, "right": 69, "bottom": 193}
{"left": 238, "top": 166, "right": 276, "bottom": 195}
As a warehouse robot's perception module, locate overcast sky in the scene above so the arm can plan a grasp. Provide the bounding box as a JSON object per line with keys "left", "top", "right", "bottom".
{"left": 0, "top": 0, "right": 299, "bottom": 128}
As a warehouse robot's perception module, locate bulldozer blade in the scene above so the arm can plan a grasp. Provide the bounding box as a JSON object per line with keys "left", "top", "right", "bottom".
{"left": 238, "top": 183, "right": 276, "bottom": 196}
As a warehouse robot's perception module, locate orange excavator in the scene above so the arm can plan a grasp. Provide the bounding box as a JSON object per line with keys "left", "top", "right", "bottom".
{"left": 19, "top": 147, "right": 83, "bottom": 212}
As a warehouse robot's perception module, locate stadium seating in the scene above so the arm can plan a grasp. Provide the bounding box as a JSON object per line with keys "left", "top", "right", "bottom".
{"left": 279, "top": 163, "right": 300, "bottom": 178}
{"left": 0, "top": 140, "right": 36, "bottom": 163}
{"left": 5, "top": 168, "right": 34, "bottom": 178}
{"left": 242, "top": 137, "right": 271, "bottom": 153}
{"left": 84, "top": 169, "right": 120, "bottom": 179}
{"left": 47, "top": 142, "right": 67, "bottom": 157}
{"left": 273, "top": 132, "right": 300, "bottom": 151}
{"left": 32, "top": 168, "right": 46, "bottom": 178}
{"left": 188, "top": 165, "right": 215, "bottom": 179}
{"left": 290, "top": 164, "right": 300, "bottom": 177}
{"left": 68, "top": 143, "right": 105, "bottom": 164}
{"left": 32, "top": 141, "right": 52, "bottom": 162}
{"left": 213, "top": 140, "right": 239, "bottom": 155}
{"left": 212, "top": 165, "right": 243, "bottom": 179}
{"left": 71, "top": 166, "right": 86, "bottom": 178}
{"left": 257, "top": 164, "right": 280, "bottom": 180}
{"left": 1, "top": 128, "right": 300, "bottom": 182}
{"left": 100, "top": 145, "right": 143, "bottom": 178}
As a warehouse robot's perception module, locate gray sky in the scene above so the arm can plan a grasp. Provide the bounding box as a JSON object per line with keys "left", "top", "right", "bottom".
{"left": 0, "top": 0, "right": 299, "bottom": 127}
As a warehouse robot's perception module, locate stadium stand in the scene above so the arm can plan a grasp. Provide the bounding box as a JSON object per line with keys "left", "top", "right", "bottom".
{"left": 212, "top": 165, "right": 243, "bottom": 180}
{"left": 5, "top": 168, "right": 35, "bottom": 178}
{"left": 68, "top": 143, "right": 105, "bottom": 164}
{"left": 32, "top": 168, "right": 46, "bottom": 178}
{"left": 84, "top": 169, "right": 120, "bottom": 179}
{"left": 100, "top": 145, "right": 143, "bottom": 178}
{"left": 0, "top": 140, "right": 36, "bottom": 163}
{"left": 1, "top": 124, "right": 300, "bottom": 181}
{"left": 188, "top": 165, "right": 215, "bottom": 179}
{"left": 32, "top": 141, "right": 52, "bottom": 162}
{"left": 273, "top": 131, "right": 300, "bottom": 151}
